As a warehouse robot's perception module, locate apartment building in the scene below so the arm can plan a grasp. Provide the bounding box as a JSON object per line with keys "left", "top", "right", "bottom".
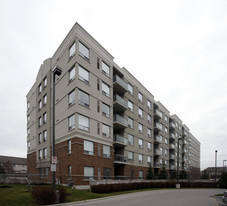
{"left": 26, "top": 23, "right": 200, "bottom": 185}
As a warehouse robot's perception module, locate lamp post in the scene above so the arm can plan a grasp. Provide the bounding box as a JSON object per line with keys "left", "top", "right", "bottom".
{"left": 223, "top": 160, "right": 226, "bottom": 173}
{"left": 215, "top": 150, "right": 217, "bottom": 182}
{"left": 52, "top": 66, "right": 62, "bottom": 188}
{"left": 176, "top": 137, "right": 182, "bottom": 189}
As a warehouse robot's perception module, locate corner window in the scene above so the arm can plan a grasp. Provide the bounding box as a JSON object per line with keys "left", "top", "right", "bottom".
{"left": 79, "top": 65, "right": 89, "bottom": 83}
{"left": 69, "top": 66, "right": 75, "bottom": 82}
{"left": 68, "top": 114, "right": 75, "bottom": 131}
{"left": 79, "top": 42, "right": 89, "bottom": 60}
{"left": 102, "top": 61, "right": 110, "bottom": 77}
{"left": 69, "top": 42, "right": 76, "bottom": 58}
{"left": 78, "top": 114, "right": 89, "bottom": 131}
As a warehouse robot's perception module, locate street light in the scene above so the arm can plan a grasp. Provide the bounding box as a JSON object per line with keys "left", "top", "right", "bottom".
{"left": 215, "top": 150, "right": 217, "bottom": 182}
{"left": 223, "top": 160, "right": 226, "bottom": 173}
{"left": 176, "top": 137, "right": 182, "bottom": 189}
{"left": 52, "top": 66, "right": 62, "bottom": 188}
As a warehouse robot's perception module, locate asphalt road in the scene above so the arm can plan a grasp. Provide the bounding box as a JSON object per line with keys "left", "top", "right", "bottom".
{"left": 57, "top": 189, "right": 226, "bottom": 206}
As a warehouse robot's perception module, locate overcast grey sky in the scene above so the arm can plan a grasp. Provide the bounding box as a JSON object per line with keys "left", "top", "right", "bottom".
{"left": 1, "top": 0, "right": 227, "bottom": 170}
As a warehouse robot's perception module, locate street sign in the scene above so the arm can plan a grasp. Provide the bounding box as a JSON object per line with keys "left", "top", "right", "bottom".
{"left": 52, "top": 156, "right": 57, "bottom": 164}
{"left": 51, "top": 164, "right": 56, "bottom": 172}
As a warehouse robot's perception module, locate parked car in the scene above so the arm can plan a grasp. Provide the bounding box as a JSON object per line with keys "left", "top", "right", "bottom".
{"left": 222, "top": 191, "right": 227, "bottom": 204}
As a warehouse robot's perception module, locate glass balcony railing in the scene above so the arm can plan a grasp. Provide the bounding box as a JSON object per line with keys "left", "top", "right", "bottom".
{"left": 170, "top": 133, "right": 175, "bottom": 139}
{"left": 113, "top": 75, "right": 128, "bottom": 90}
{"left": 154, "top": 149, "right": 162, "bottom": 155}
{"left": 154, "top": 109, "right": 163, "bottom": 118}
{"left": 169, "top": 144, "right": 175, "bottom": 149}
{"left": 114, "top": 114, "right": 128, "bottom": 126}
{"left": 114, "top": 94, "right": 128, "bottom": 107}
{"left": 154, "top": 135, "right": 162, "bottom": 143}
{"left": 154, "top": 122, "right": 163, "bottom": 131}
{"left": 114, "top": 154, "right": 127, "bottom": 163}
{"left": 114, "top": 134, "right": 128, "bottom": 145}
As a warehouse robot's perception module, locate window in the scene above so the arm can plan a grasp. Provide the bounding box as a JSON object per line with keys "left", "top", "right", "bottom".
{"left": 68, "top": 165, "right": 72, "bottom": 178}
{"left": 79, "top": 42, "right": 89, "bottom": 60}
{"left": 138, "top": 108, "right": 143, "bottom": 118}
{"left": 97, "top": 79, "right": 100, "bottom": 90}
{"left": 128, "top": 151, "right": 134, "bottom": 161}
{"left": 43, "top": 112, "right": 47, "bottom": 124}
{"left": 102, "top": 124, "right": 110, "bottom": 137}
{"left": 27, "top": 101, "right": 30, "bottom": 110}
{"left": 79, "top": 90, "right": 89, "bottom": 107}
{"left": 103, "top": 168, "right": 111, "bottom": 179}
{"left": 38, "top": 149, "right": 42, "bottom": 159}
{"left": 128, "top": 83, "right": 133, "bottom": 95}
{"left": 27, "top": 115, "right": 30, "bottom": 123}
{"left": 38, "top": 133, "right": 42, "bottom": 144}
{"left": 69, "top": 66, "right": 75, "bottom": 82}
{"left": 27, "top": 128, "right": 30, "bottom": 136}
{"left": 43, "top": 94, "right": 47, "bottom": 105}
{"left": 148, "top": 156, "right": 151, "bottom": 163}
{"left": 128, "top": 100, "right": 133, "bottom": 111}
{"left": 165, "top": 138, "right": 168, "bottom": 144}
{"left": 84, "top": 140, "right": 94, "bottom": 155}
{"left": 103, "top": 145, "right": 111, "bottom": 158}
{"left": 69, "top": 42, "right": 76, "bottom": 58}
{"left": 43, "top": 130, "right": 47, "bottom": 141}
{"left": 102, "top": 103, "right": 110, "bottom": 117}
{"left": 102, "top": 61, "right": 110, "bottom": 76}
{"left": 128, "top": 117, "right": 134, "bottom": 128}
{"left": 139, "top": 170, "right": 144, "bottom": 179}
{"left": 84, "top": 167, "right": 94, "bottom": 180}
{"left": 138, "top": 154, "right": 143, "bottom": 163}
{"left": 38, "top": 117, "right": 42, "bottom": 127}
{"left": 138, "top": 123, "right": 143, "bottom": 133}
{"left": 38, "top": 100, "right": 42, "bottom": 110}
{"left": 147, "top": 142, "right": 151, "bottom": 151}
{"left": 147, "top": 100, "right": 151, "bottom": 109}
{"left": 43, "top": 76, "right": 47, "bottom": 88}
{"left": 68, "top": 140, "right": 71, "bottom": 154}
{"left": 68, "top": 114, "right": 75, "bottom": 131}
{"left": 97, "top": 101, "right": 100, "bottom": 112}
{"left": 128, "top": 134, "right": 134, "bottom": 145}
{"left": 102, "top": 82, "right": 110, "bottom": 97}
{"left": 138, "top": 92, "right": 143, "bottom": 102}
{"left": 165, "top": 149, "right": 168, "bottom": 156}
{"left": 165, "top": 115, "right": 168, "bottom": 122}
{"left": 160, "top": 147, "right": 163, "bottom": 154}
{"left": 97, "top": 58, "right": 100, "bottom": 69}
{"left": 43, "top": 148, "right": 47, "bottom": 159}
{"left": 78, "top": 114, "right": 89, "bottom": 131}
{"left": 148, "top": 114, "right": 151, "bottom": 123}
{"left": 148, "top": 128, "right": 151, "bottom": 137}
{"left": 138, "top": 138, "right": 143, "bottom": 149}
{"left": 79, "top": 65, "right": 89, "bottom": 83}
{"left": 68, "top": 90, "right": 75, "bottom": 106}
{"left": 165, "top": 127, "right": 168, "bottom": 134}
{"left": 38, "top": 83, "right": 42, "bottom": 94}
{"left": 27, "top": 141, "right": 30, "bottom": 150}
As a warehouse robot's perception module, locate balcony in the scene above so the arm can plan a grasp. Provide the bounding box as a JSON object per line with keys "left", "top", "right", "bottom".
{"left": 169, "top": 165, "right": 175, "bottom": 170}
{"left": 114, "top": 134, "right": 128, "bottom": 147}
{"left": 154, "top": 122, "right": 162, "bottom": 132}
{"left": 113, "top": 94, "right": 127, "bottom": 113}
{"left": 169, "top": 122, "right": 176, "bottom": 129}
{"left": 154, "top": 109, "right": 163, "bottom": 119}
{"left": 113, "top": 114, "right": 127, "bottom": 130}
{"left": 114, "top": 154, "right": 128, "bottom": 164}
{"left": 169, "top": 154, "right": 175, "bottom": 160}
{"left": 154, "top": 162, "right": 161, "bottom": 168}
{"left": 170, "top": 133, "right": 175, "bottom": 140}
{"left": 154, "top": 149, "right": 162, "bottom": 156}
{"left": 154, "top": 135, "right": 162, "bottom": 144}
{"left": 113, "top": 75, "right": 128, "bottom": 94}
{"left": 182, "top": 139, "right": 187, "bottom": 145}
{"left": 169, "top": 144, "right": 175, "bottom": 150}
{"left": 183, "top": 149, "right": 188, "bottom": 153}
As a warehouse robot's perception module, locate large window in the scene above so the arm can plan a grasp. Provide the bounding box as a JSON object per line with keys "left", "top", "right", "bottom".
{"left": 84, "top": 167, "right": 94, "bottom": 180}
{"left": 68, "top": 90, "right": 75, "bottom": 106}
{"left": 79, "top": 42, "right": 89, "bottom": 60}
{"left": 102, "top": 61, "right": 110, "bottom": 76}
{"left": 128, "top": 117, "right": 134, "bottom": 128}
{"left": 103, "top": 145, "right": 111, "bottom": 158}
{"left": 78, "top": 114, "right": 89, "bottom": 131}
{"left": 128, "top": 134, "right": 134, "bottom": 145}
{"left": 69, "top": 42, "right": 76, "bottom": 58}
{"left": 128, "top": 100, "right": 133, "bottom": 112}
{"left": 84, "top": 140, "right": 94, "bottom": 155}
{"left": 79, "top": 65, "right": 89, "bottom": 83}
{"left": 102, "top": 82, "right": 110, "bottom": 97}
{"left": 102, "top": 124, "right": 110, "bottom": 137}
{"left": 68, "top": 114, "right": 75, "bottom": 131}
{"left": 103, "top": 168, "right": 111, "bottom": 179}
{"left": 139, "top": 170, "right": 144, "bottom": 179}
{"left": 69, "top": 66, "right": 75, "bottom": 82}
{"left": 102, "top": 103, "right": 110, "bottom": 117}
{"left": 79, "top": 90, "right": 89, "bottom": 107}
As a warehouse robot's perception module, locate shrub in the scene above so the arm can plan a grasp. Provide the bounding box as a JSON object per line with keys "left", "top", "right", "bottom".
{"left": 32, "top": 187, "right": 56, "bottom": 205}
{"left": 58, "top": 187, "right": 67, "bottom": 203}
{"left": 219, "top": 172, "right": 227, "bottom": 188}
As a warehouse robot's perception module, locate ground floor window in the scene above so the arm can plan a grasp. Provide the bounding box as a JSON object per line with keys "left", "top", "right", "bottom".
{"left": 103, "top": 168, "right": 111, "bottom": 179}
{"left": 139, "top": 170, "right": 144, "bottom": 179}
{"left": 84, "top": 166, "right": 94, "bottom": 180}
